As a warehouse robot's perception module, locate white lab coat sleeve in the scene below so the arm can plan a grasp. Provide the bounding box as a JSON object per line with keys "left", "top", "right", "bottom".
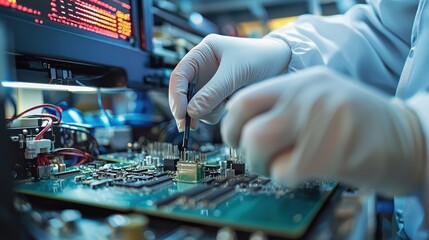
{"left": 402, "top": 93, "right": 429, "bottom": 239}
{"left": 266, "top": 1, "right": 417, "bottom": 95}
{"left": 394, "top": 1, "right": 429, "bottom": 237}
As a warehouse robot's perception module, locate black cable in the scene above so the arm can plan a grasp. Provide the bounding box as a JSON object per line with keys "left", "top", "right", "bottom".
{"left": 73, "top": 70, "right": 112, "bottom": 82}
{"left": 56, "top": 123, "right": 99, "bottom": 157}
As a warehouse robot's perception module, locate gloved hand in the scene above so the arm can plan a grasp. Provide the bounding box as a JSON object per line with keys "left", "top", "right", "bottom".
{"left": 169, "top": 34, "right": 291, "bottom": 131}
{"left": 221, "top": 66, "right": 426, "bottom": 196}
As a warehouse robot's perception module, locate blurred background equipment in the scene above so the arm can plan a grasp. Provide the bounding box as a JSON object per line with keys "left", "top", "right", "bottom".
{"left": 0, "top": 22, "right": 22, "bottom": 240}
{"left": 0, "top": 0, "right": 154, "bottom": 89}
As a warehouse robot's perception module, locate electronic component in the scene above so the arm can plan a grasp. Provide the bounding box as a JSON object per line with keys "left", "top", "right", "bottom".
{"left": 60, "top": 209, "right": 82, "bottom": 233}
{"left": 176, "top": 150, "right": 205, "bottom": 182}
{"left": 217, "top": 227, "right": 237, "bottom": 240}
{"left": 219, "top": 160, "right": 227, "bottom": 176}
{"left": 53, "top": 169, "right": 81, "bottom": 179}
{"left": 107, "top": 214, "right": 149, "bottom": 240}
{"left": 227, "top": 147, "right": 246, "bottom": 175}
{"left": 112, "top": 176, "right": 172, "bottom": 189}
{"left": 154, "top": 184, "right": 214, "bottom": 207}
{"left": 7, "top": 103, "right": 101, "bottom": 183}
{"left": 36, "top": 165, "right": 51, "bottom": 179}
{"left": 198, "top": 186, "right": 235, "bottom": 208}
{"left": 25, "top": 139, "right": 52, "bottom": 159}
{"left": 225, "top": 168, "right": 235, "bottom": 178}
{"left": 8, "top": 117, "right": 56, "bottom": 180}
{"left": 164, "top": 158, "right": 179, "bottom": 171}
{"left": 176, "top": 162, "right": 205, "bottom": 183}
{"left": 231, "top": 163, "right": 245, "bottom": 175}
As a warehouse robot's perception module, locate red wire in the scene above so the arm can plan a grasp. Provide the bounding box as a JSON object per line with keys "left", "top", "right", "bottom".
{"left": 55, "top": 148, "right": 93, "bottom": 157}
{"left": 6, "top": 104, "right": 62, "bottom": 146}
{"left": 35, "top": 148, "right": 93, "bottom": 167}
{"left": 43, "top": 155, "right": 50, "bottom": 165}
{"left": 7, "top": 104, "right": 63, "bottom": 164}
{"left": 74, "top": 158, "right": 89, "bottom": 166}
{"left": 35, "top": 118, "right": 53, "bottom": 140}
{"left": 56, "top": 152, "right": 86, "bottom": 158}
{"left": 36, "top": 154, "right": 50, "bottom": 166}
{"left": 54, "top": 148, "right": 94, "bottom": 166}
{"left": 26, "top": 114, "right": 60, "bottom": 124}
{"left": 7, "top": 104, "right": 62, "bottom": 124}
{"left": 55, "top": 148, "right": 86, "bottom": 152}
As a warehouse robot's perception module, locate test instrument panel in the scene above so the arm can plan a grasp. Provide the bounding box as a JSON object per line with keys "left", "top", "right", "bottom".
{"left": 1, "top": 1, "right": 338, "bottom": 239}
{"left": 0, "top": 0, "right": 154, "bottom": 88}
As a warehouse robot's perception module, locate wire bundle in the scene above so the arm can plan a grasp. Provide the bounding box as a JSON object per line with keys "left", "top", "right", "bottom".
{"left": 52, "top": 148, "right": 94, "bottom": 166}
{"left": 7, "top": 104, "right": 96, "bottom": 166}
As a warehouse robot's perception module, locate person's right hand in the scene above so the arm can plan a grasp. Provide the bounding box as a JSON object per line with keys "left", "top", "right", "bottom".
{"left": 169, "top": 34, "right": 291, "bottom": 131}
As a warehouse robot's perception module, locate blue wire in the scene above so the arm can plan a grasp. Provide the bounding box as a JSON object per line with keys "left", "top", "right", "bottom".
{"left": 97, "top": 88, "right": 112, "bottom": 127}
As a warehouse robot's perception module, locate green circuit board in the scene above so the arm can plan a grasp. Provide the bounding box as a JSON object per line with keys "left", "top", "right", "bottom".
{"left": 15, "top": 154, "right": 336, "bottom": 238}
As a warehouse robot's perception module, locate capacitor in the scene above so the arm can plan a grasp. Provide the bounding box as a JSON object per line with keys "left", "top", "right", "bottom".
{"left": 152, "top": 157, "right": 159, "bottom": 167}
{"left": 30, "top": 211, "right": 43, "bottom": 226}
{"left": 13, "top": 198, "right": 32, "bottom": 213}
{"left": 225, "top": 168, "right": 235, "bottom": 178}
{"left": 219, "top": 161, "right": 227, "bottom": 175}
{"left": 127, "top": 142, "right": 133, "bottom": 153}
{"left": 60, "top": 209, "right": 82, "bottom": 233}
{"left": 145, "top": 156, "right": 152, "bottom": 166}
{"left": 58, "top": 163, "right": 66, "bottom": 172}
{"left": 51, "top": 164, "right": 59, "bottom": 174}
{"left": 216, "top": 227, "right": 236, "bottom": 240}
{"left": 48, "top": 218, "right": 64, "bottom": 236}
{"left": 107, "top": 214, "right": 149, "bottom": 240}
{"left": 19, "top": 134, "right": 24, "bottom": 148}
{"left": 249, "top": 231, "right": 267, "bottom": 240}
{"left": 173, "top": 145, "right": 179, "bottom": 158}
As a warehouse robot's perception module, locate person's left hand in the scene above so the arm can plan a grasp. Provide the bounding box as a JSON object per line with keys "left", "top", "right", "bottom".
{"left": 221, "top": 66, "right": 426, "bottom": 196}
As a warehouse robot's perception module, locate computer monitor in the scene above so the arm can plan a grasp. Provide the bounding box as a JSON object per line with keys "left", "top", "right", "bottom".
{"left": 0, "top": 0, "right": 154, "bottom": 88}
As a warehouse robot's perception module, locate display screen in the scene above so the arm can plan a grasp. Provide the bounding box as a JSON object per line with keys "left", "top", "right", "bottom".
{"left": 0, "top": 0, "right": 133, "bottom": 42}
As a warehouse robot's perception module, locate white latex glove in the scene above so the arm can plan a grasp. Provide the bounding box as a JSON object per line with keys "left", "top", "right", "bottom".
{"left": 169, "top": 34, "right": 291, "bottom": 131}
{"left": 221, "top": 66, "right": 426, "bottom": 196}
